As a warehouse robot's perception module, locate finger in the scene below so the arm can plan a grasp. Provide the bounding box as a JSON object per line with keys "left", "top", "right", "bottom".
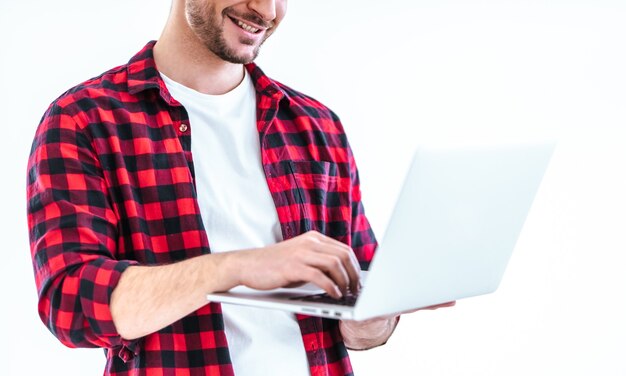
{"left": 399, "top": 301, "right": 457, "bottom": 315}
{"left": 308, "top": 241, "right": 360, "bottom": 294}
{"left": 302, "top": 267, "right": 342, "bottom": 299}
{"left": 426, "top": 301, "right": 456, "bottom": 310}
{"left": 304, "top": 253, "right": 350, "bottom": 295}
{"left": 308, "top": 232, "right": 362, "bottom": 275}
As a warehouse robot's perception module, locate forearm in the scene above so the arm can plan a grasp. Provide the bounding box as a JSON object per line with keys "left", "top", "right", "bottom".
{"left": 110, "top": 252, "right": 239, "bottom": 340}
{"left": 110, "top": 231, "right": 368, "bottom": 340}
{"left": 339, "top": 316, "right": 400, "bottom": 351}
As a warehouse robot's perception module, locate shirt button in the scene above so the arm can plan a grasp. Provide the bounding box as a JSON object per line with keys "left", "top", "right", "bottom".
{"left": 179, "top": 123, "right": 189, "bottom": 132}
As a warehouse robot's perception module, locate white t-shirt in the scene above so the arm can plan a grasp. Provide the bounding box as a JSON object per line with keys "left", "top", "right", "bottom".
{"left": 160, "top": 70, "right": 310, "bottom": 376}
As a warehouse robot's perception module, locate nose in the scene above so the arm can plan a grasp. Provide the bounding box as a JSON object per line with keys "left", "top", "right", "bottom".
{"left": 248, "top": 0, "right": 277, "bottom": 22}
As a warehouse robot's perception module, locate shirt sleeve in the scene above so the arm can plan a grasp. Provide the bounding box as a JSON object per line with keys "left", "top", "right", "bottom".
{"left": 27, "top": 103, "right": 138, "bottom": 352}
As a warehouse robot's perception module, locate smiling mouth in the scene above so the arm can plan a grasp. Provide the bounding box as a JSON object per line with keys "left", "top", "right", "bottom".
{"left": 229, "top": 16, "right": 263, "bottom": 34}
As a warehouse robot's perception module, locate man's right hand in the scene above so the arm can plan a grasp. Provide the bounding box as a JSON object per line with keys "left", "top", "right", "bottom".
{"left": 230, "top": 231, "right": 361, "bottom": 299}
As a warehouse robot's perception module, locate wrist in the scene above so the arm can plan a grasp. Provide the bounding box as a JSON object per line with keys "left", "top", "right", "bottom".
{"left": 340, "top": 315, "right": 400, "bottom": 350}
{"left": 211, "top": 250, "right": 246, "bottom": 292}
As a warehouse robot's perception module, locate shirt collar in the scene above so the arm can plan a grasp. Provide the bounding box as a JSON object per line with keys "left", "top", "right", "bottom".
{"left": 245, "top": 63, "right": 285, "bottom": 101}
{"left": 127, "top": 40, "right": 285, "bottom": 104}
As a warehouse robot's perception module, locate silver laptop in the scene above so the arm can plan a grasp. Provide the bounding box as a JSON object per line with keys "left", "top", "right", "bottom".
{"left": 207, "top": 141, "right": 556, "bottom": 320}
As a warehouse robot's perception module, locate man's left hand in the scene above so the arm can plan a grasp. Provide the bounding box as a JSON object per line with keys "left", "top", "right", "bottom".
{"left": 339, "top": 301, "right": 456, "bottom": 350}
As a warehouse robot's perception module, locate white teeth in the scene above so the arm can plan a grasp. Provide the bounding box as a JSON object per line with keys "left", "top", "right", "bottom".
{"left": 236, "top": 20, "right": 259, "bottom": 33}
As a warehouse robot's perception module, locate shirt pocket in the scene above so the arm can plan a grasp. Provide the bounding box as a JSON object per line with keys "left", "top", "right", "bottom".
{"left": 287, "top": 160, "right": 349, "bottom": 238}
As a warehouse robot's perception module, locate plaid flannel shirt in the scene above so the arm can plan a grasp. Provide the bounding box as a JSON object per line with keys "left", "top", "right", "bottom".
{"left": 27, "top": 41, "right": 377, "bottom": 375}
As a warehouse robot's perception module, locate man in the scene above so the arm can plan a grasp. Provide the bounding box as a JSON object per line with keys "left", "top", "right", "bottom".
{"left": 27, "top": 0, "right": 452, "bottom": 375}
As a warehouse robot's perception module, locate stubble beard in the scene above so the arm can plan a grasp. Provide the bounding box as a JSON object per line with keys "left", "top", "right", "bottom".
{"left": 186, "top": 1, "right": 269, "bottom": 64}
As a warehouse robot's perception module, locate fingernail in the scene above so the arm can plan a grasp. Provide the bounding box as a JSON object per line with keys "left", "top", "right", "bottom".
{"left": 335, "top": 286, "right": 343, "bottom": 298}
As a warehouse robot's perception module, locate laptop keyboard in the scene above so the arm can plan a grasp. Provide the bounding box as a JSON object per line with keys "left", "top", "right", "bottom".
{"left": 289, "top": 292, "right": 358, "bottom": 307}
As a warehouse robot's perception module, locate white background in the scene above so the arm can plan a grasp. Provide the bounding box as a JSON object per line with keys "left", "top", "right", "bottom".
{"left": 1, "top": 0, "right": 625, "bottom": 375}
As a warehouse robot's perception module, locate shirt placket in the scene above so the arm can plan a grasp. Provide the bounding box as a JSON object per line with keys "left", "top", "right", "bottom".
{"left": 161, "top": 98, "right": 237, "bottom": 375}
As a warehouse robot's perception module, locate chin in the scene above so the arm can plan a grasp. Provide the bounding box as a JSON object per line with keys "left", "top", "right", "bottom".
{"left": 202, "top": 31, "right": 265, "bottom": 64}
{"left": 226, "top": 47, "right": 261, "bottom": 64}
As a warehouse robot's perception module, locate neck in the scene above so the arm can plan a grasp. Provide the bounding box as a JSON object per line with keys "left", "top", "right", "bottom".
{"left": 153, "top": 13, "right": 245, "bottom": 95}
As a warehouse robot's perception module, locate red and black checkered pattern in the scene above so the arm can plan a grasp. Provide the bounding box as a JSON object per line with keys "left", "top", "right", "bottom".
{"left": 27, "top": 41, "right": 377, "bottom": 375}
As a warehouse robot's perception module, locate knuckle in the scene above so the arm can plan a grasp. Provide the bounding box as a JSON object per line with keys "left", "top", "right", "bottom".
{"left": 338, "top": 249, "right": 351, "bottom": 263}
{"left": 345, "top": 245, "right": 355, "bottom": 256}
{"left": 322, "top": 255, "right": 340, "bottom": 270}
{"left": 310, "top": 231, "right": 325, "bottom": 240}
{"left": 304, "top": 234, "right": 319, "bottom": 244}
{"left": 307, "top": 269, "right": 323, "bottom": 280}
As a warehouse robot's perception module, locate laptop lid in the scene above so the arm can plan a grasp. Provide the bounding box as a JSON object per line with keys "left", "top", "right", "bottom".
{"left": 352, "top": 141, "right": 556, "bottom": 319}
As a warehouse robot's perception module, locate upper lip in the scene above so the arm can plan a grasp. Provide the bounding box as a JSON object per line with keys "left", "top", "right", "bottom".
{"left": 228, "top": 15, "right": 271, "bottom": 31}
